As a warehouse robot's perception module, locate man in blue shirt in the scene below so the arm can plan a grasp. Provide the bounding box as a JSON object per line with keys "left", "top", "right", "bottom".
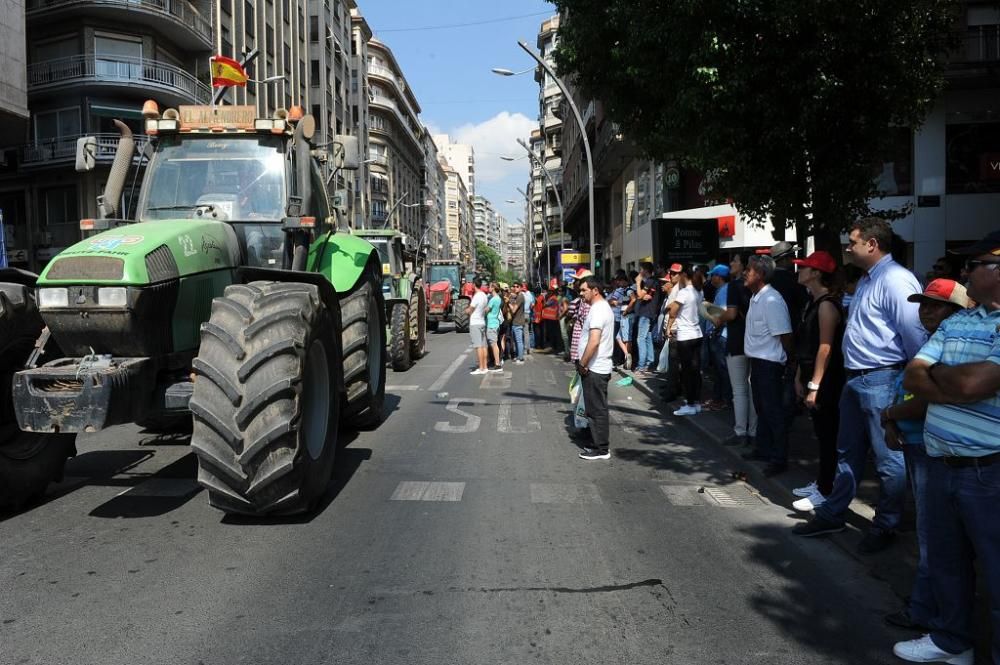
{"left": 521, "top": 282, "right": 535, "bottom": 354}
{"left": 794, "top": 218, "right": 926, "bottom": 554}
{"left": 892, "top": 231, "right": 1000, "bottom": 665}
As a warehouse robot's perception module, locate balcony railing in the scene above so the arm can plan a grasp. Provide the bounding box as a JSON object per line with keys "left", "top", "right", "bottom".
{"left": 26, "top": 0, "right": 211, "bottom": 46}
{"left": 28, "top": 55, "right": 210, "bottom": 103}
{"left": 22, "top": 132, "right": 149, "bottom": 166}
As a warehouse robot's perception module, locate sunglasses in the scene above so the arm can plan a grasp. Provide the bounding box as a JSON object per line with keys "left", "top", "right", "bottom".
{"left": 965, "top": 258, "right": 1000, "bottom": 272}
{"left": 668, "top": 271, "right": 680, "bottom": 275}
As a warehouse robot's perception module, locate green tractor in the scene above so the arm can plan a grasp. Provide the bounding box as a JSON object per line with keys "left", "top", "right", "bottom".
{"left": 4, "top": 102, "right": 388, "bottom": 516}
{"left": 352, "top": 228, "right": 425, "bottom": 371}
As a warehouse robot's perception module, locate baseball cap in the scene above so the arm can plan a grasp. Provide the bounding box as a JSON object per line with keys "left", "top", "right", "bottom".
{"left": 770, "top": 241, "right": 799, "bottom": 260}
{"left": 668, "top": 262, "right": 683, "bottom": 273}
{"left": 950, "top": 230, "right": 1000, "bottom": 256}
{"left": 907, "top": 279, "right": 969, "bottom": 308}
{"left": 574, "top": 267, "right": 594, "bottom": 279}
{"left": 707, "top": 264, "right": 730, "bottom": 278}
{"left": 793, "top": 250, "right": 837, "bottom": 274}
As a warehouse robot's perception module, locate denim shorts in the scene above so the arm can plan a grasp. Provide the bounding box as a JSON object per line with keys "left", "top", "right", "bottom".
{"left": 617, "top": 315, "right": 632, "bottom": 342}
{"left": 486, "top": 326, "right": 499, "bottom": 344}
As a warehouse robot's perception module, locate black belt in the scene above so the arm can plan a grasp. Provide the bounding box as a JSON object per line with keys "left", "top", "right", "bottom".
{"left": 939, "top": 452, "right": 1000, "bottom": 468}
{"left": 845, "top": 362, "right": 905, "bottom": 378}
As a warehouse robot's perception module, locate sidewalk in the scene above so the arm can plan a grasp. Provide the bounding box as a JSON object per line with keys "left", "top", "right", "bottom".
{"left": 618, "top": 365, "right": 920, "bottom": 608}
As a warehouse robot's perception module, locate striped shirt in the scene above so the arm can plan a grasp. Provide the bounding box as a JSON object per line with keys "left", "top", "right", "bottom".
{"left": 915, "top": 305, "right": 1000, "bottom": 457}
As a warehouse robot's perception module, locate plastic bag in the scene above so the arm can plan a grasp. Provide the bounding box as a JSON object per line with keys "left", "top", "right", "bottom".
{"left": 568, "top": 372, "right": 581, "bottom": 403}
{"left": 574, "top": 389, "right": 589, "bottom": 429}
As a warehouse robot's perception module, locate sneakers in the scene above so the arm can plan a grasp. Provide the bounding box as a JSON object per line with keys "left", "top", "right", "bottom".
{"left": 792, "top": 515, "right": 846, "bottom": 537}
{"left": 515, "top": 359, "right": 525, "bottom": 365}
{"left": 488, "top": 366, "right": 503, "bottom": 373}
{"left": 672, "top": 404, "right": 700, "bottom": 416}
{"left": 893, "top": 635, "right": 973, "bottom": 664}
{"left": 858, "top": 529, "right": 896, "bottom": 554}
{"left": 470, "top": 368, "right": 488, "bottom": 375}
{"left": 792, "top": 490, "right": 827, "bottom": 512}
{"left": 578, "top": 448, "right": 611, "bottom": 460}
{"left": 792, "top": 481, "right": 818, "bottom": 497}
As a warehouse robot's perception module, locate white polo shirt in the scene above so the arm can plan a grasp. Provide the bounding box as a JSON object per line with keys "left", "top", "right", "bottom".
{"left": 579, "top": 298, "right": 615, "bottom": 374}
{"left": 469, "top": 290, "right": 488, "bottom": 326}
{"left": 744, "top": 284, "right": 792, "bottom": 363}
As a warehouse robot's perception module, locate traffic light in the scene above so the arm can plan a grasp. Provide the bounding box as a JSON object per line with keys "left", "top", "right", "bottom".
{"left": 594, "top": 243, "right": 603, "bottom": 269}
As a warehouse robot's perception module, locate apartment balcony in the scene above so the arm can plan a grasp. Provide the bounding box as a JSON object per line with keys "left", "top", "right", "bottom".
{"left": 25, "top": 0, "right": 212, "bottom": 51}
{"left": 28, "top": 55, "right": 211, "bottom": 106}
{"left": 368, "top": 97, "right": 422, "bottom": 150}
{"left": 367, "top": 63, "right": 421, "bottom": 124}
{"left": 20, "top": 132, "right": 149, "bottom": 169}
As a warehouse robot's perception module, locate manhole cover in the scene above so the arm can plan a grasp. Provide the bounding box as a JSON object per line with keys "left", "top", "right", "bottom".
{"left": 701, "top": 485, "right": 764, "bottom": 507}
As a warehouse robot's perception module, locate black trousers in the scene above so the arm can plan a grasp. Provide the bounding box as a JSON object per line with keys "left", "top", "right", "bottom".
{"left": 582, "top": 370, "right": 611, "bottom": 453}
{"left": 675, "top": 338, "right": 703, "bottom": 405}
{"left": 807, "top": 373, "right": 844, "bottom": 495}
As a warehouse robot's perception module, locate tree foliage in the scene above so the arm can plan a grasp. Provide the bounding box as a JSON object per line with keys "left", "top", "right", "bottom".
{"left": 476, "top": 241, "right": 501, "bottom": 278}
{"left": 552, "top": 0, "right": 959, "bottom": 242}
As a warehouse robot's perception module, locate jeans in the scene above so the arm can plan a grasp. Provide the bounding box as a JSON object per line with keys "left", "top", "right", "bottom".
{"left": 676, "top": 338, "right": 703, "bottom": 405}
{"left": 581, "top": 370, "right": 611, "bottom": 453}
{"left": 512, "top": 324, "right": 525, "bottom": 361}
{"left": 814, "top": 369, "right": 906, "bottom": 531}
{"left": 903, "top": 444, "right": 937, "bottom": 627}
{"left": 525, "top": 323, "right": 533, "bottom": 352}
{"left": 727, "top": 354, "right": 757, "bottom": 437}
{"left": 925, "top": 457, "right": 1000, "bottom": 661}
{"left": 749, "top": 358, "right": 789, "bottom": 465}
{"left": 709, "top": 335, "right": 731, "bottom": 402}
{"left": 637, "top": 315, "right": 654, "bottom": 369}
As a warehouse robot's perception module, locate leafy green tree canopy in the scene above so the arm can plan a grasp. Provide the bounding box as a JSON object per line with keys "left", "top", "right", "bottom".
{"left": 552, "top": 0, "right": 959, "bottom": 240}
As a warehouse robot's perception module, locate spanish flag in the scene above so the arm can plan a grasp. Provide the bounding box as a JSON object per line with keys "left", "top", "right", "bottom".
{"left": 210, "top": 55, "right": 248, "bottom": 87}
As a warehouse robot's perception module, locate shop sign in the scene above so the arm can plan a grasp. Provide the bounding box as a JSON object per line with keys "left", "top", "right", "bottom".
{"left": 559, "top": 251, "right": 591, "bottom": 265}
{"left": 660, "top": 220, "right": 719, "bottom": 261}
{"left": 7, "top": 249, "right": 28, "bottom": 263}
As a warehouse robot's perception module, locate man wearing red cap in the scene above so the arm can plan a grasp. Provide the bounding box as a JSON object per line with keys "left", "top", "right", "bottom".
{"left": 893, "top": 230, "right": 1000, "bottom": 664}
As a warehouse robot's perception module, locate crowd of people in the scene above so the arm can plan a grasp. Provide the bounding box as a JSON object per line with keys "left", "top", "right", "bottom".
{"left": 463, "top": 221, "right": 1000, "bottom": 664}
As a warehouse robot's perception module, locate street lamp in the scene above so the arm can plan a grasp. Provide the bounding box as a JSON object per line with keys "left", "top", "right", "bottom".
{"left": 494, "top": 41, "right": 596, "bottom": 271}
{"left": 249, "top": 74, "right": 284, "bottom": 84}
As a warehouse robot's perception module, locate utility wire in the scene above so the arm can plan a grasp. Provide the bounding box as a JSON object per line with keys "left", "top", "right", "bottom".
{"left": 376, "top": 10, "right": 552, "bottom": 33}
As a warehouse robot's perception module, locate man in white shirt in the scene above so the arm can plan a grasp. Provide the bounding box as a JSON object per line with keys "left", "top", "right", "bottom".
{"left": 466, "top": 278, "right": 489, "bottom": 375}
{"left": 575, "top": 276, "right": 615, "bottom": 460}
{"left": 742, "top": 255, "right": 794, "bottom": 476}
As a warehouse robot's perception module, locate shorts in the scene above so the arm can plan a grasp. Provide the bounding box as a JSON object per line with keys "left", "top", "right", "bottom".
{"left": 469, "top": 324, "right": 487, "bottom": 348}
{"left": 618, "top": 315, "right": 632, "bottom": 342}
{"left": 486, "top": 326, "right": 500, "bottom": 344}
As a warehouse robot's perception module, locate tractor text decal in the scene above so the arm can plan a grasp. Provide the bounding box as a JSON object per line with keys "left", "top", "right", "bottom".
{"left": 89, "top": 235, "right": 144, "bottom": 251}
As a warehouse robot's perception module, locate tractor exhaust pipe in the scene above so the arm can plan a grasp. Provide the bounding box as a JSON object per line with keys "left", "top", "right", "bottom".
{"left": 97, "top": 120, "right": 135, "bottom": 219}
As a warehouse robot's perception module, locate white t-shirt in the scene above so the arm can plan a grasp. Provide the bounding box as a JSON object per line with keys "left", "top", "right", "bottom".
{"left": 469, "top": 290, "right": 488, "bottom": 326}
{"left": 578, "top": 298, "right": 615, "bottom": 374}
{"left": 744, "top": 284, "right": 792, "bottom": 363}
{"left": 672, "top": 285, "right": 704, "bottom": 342}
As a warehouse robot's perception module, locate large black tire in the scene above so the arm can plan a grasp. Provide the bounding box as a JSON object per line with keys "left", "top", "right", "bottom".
{"left": 408, "top": 280, "right": 426, "bottom": 358}
{"left": 189, "top": 281, "right": 341, "bottom": 516}
{"left": 389, "top": 301, "right": 411, "bottom": 372}
{"left": 339, "top": 268, "right": 387, "bottom": 429}
{"left": 0, "top": 280, "right": 74, "bottom": 512}
{"left": 453, "top": 296, "right": 471, "bottom": 333}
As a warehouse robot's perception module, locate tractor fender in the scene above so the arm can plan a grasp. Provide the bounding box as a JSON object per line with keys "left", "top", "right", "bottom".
{"left": 0, "top": 268, "right": 39, "bottom": 289}
{"left": 307, "top": 231, "right": 379, "bottom": 294}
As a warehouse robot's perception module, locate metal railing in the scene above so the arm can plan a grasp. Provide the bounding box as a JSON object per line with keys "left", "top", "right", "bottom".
{"left": 27, "top": 55, "right": 210, "bottom": 102}
{"left": 22, "top": 132, "right": 149, "bottom": 166}
{"left": 25, "top": 0, "right": 211, "bottom": 43}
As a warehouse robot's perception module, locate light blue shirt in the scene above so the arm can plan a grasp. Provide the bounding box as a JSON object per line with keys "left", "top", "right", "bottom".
{"left": 841, "top": 254, "right": 926, "bottom": 370}
{"left": 712, "top": 283, "right": 729, "bottom": 339}
{"left": 522, "top": 290, "right": 535, "bottom": 316}
{"left": 916, "top": 306, "right": 1000, "bottom": 457}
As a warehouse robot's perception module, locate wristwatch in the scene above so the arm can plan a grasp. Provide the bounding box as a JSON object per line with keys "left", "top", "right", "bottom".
{"left": 807, "top": 381, "right": 820, "bottom": 391}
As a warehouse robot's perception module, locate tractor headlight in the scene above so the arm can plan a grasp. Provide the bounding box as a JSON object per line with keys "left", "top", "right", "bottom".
{"left": 96, "top": 287, "right": 128, "bottom": 308}
{"left": 38, "top": 288, "right": 69, "bottom": 309}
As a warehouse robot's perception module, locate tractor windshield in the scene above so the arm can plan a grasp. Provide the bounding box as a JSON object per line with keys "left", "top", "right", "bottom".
{"left": 138, "top": 135, "right": 287, "bottom": 222}
{"left": 428, "top": 265, "right": 460, "bottom": 289}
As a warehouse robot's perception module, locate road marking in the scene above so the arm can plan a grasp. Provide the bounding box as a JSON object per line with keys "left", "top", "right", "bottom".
{"left": 659, "top": 485, "right": 709, "bottom": 506}
{"left": 530, "top": 483, "right": 602, "bottom": 504}
{"left": 480, "top": 370, "right": 512, "bottom": 390}
{"left": 391, "top": 481, "right": 465, "bottom": 501}
{"left": 434, "top": 398, "right": 484, "bottom": 433}
{"left": 498, "top": 399, "right": 542, "bottom": 433}
{"left": 428, "top": 352, "right": 469, "bottom": 392}
{"left": 386, "top": 385, "right": 420, "bottom": 391}
{"left": 117, "top": 478, "right": 200, "bottom": 498}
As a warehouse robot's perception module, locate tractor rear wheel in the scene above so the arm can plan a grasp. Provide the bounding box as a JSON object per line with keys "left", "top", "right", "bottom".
{"left": 340, "top": 268, "right": 387, "bottom": 429}
{"left": 0, "top": 279, "right": 74, "bottom": 512}
{"left": 453, "top": 296, "right": 471, "bottom": 333}
{"left": 389, "top": 301, "right": 411, "bottom": 372}
{"left": 408, "top": 280, "right": 426, "bottom": 358}
{"left": 189, "top": 281, "right": 340, "bottom": 516}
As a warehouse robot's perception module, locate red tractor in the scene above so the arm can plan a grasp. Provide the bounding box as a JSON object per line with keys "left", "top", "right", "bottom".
{"left": 424, "top": 260, "right": 470, "bottom": 333}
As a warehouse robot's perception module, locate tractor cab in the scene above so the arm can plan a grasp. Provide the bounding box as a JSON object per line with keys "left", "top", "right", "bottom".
{"left": 352, "top": 228, "right": 407, "bottom": 298}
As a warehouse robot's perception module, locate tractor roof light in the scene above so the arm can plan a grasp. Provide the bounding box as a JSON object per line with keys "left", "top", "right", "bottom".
{"left": 142, "top": 100, "right": 160, "bottom": 120}
{"left": 286, "top": 105, "right": 304, "bottom": 122}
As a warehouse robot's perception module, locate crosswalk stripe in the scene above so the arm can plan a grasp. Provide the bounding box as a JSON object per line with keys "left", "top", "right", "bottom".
{"left": 386, "top": 385, "right": 420, "bottom": 391}
{"left": 391, "top": 481, "right": 465, "bottom": 501}
{"left": 428, "top": 352, "right": 469, "bottom": 392}
{"left": 498, "top": 399, "right": 542, "bottom": 433}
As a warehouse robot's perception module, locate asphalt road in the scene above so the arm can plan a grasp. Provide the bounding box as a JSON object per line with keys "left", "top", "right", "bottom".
{"left": 1, "top": 328, "right": 907, "bottom": 664}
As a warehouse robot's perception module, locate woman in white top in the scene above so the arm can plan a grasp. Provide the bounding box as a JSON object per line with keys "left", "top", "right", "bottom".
{"left": 665, "top": 263, "right": 705, "bottom": 416}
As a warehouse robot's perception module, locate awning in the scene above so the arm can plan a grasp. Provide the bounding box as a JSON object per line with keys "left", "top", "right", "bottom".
{"left": 655, "top": 204, "right": 738, "bottom": 220}
{"left": 89, "top": 104, "right": 144, "bottom": 119}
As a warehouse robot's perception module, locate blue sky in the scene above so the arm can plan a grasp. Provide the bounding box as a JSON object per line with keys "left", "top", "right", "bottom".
{"left": 357, "top": 0, "right": 556, "bottom": 226}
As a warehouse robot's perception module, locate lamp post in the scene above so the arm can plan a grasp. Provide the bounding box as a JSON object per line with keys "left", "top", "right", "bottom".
{"left": 493, "top": 41, "right": 596, "bottom": 271}
{"left": 502, "top": 139, "right": 565, "bottom": 253}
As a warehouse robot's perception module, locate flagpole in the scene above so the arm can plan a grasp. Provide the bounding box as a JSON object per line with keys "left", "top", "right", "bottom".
{"left": 212, "top": 48, "right": 259, "bottom": 106}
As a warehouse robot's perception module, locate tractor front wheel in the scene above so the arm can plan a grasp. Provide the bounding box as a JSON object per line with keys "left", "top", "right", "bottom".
{"left": 189, "top": 281, "right": 341, "bottom": 516}
{"left": 389, "top": 301, "right": 411, "bottom": 372}
{"left": 340, "top": 268, "right": 387, "bottom": 429}
{"left": 408, "top": 280, "right": 426, "bottom": 359}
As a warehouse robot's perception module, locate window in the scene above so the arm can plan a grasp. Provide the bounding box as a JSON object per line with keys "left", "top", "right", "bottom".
{"left": 40, "top": 186, "right": 79, "bottom": 248}
{"left": 266, "top": 25, "right": 274, "bottom": 56}
{"left": 94, "top": 35, "right": 142, "bottom": 79}
{"left": 244, "top": 0, "right": 255, "bottom": 39}
{"left": 877, "top": 127, "right": 914, "bottom": 196}
{"left": 310, "top": 59, "right": 320, "bottom": 85}
{"left": 299, "top": 11, "right": 305, "bottom": 39}
{"left": 221, "top": 25, "right": 232, "bottom": 57}
{"left": 299, "top": 60, "right": 306, "bottom": 88}
{"left": 946, "top": 121, "right": 1000, "bottom": 193}
{"left": 34, "top": 107, "right": 80, "bottom": 156}
{"left": 311, "top": 104, "right": 321, "bottom": 123}
{"left": 284, "top": 44, "right": 291, "bottom": 73}
{"left": 309, "top": 16, "right": 319, "bottom": 42}
{"left": 221, "top": 0, "right": 231, "bottom": 15}
{"left": 282, "top": 0, "right": 290, "bottom": 23}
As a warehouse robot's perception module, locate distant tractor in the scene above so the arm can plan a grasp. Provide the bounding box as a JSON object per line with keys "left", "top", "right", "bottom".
{"left": 353, "top": 229, "right": 425, "bottom": 371}
{"left": 424, "top": 260, "right": 469, "bottom": 333}
{"left": 4, "top": 102, "right": 387, "bottom": 516}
